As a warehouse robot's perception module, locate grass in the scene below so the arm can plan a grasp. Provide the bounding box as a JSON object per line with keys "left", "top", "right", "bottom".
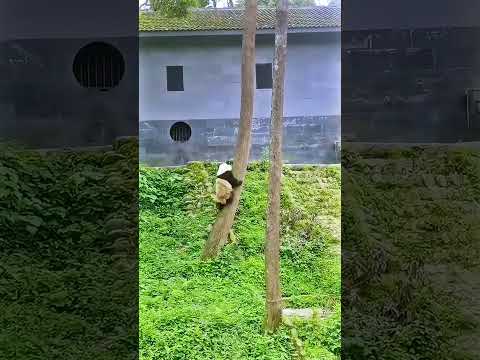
{"left": 139, "top": 162, "right": 341, "bottom": 360}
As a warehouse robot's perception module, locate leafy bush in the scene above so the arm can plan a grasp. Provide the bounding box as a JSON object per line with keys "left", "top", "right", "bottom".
{"left": 150, "top": 0, "right": 208, "bottom": 17}
{"left": 342, "top": 145, "right": 480, "bottom": 359}
{"left": 140, "top": 166, "right": 189, "bottom": 215}
{"left": 0, "top": 139, "right": 138, "bottom": 359}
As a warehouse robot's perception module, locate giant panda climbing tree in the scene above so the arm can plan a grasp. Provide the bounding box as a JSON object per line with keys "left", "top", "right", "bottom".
{"left": 202, "top": 0, "right": 258, "bottom": 259}
{"left": 201, "top": 0, "right": 289, "bottom": 335}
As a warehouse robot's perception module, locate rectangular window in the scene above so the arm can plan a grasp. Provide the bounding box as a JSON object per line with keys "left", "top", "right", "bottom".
{"left": 166, "top": 66, "right": 184, "bottom": 91}
{"left": 256, "top": 63, "right": 273, "bottom": 89}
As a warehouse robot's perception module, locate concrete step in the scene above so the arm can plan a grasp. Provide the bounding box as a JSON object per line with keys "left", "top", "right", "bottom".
{"left": 282, "top": 308, "right": 332, "bottom": 322}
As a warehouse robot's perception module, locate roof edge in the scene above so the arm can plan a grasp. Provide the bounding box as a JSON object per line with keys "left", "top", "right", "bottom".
{"left": 139, "top": 6, "right": 341, "bottom": 32}
{"left": 140, "top": 27, "right": 340, "bottom": 37}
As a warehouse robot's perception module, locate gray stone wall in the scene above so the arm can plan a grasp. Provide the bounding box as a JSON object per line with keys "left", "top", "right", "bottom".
{"left": 140, "top": 33, "right": 340, "bottom": 121}
{"left": 342, "top": 27, "right": 480, "bottom": 142}
{"left": 139, "top": 32, "right": 341, "bottom": 165}
{"left": 140, "top": 115, "right": 340, "bottom": 166}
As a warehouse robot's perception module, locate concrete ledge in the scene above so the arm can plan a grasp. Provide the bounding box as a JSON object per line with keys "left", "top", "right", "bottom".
{"left": 282, "top": 308, "right": 332, "bottom": 321}
{"left": 284, "top": 163, "right": 340, "bottom": 168}
{"left": 147, "top": 162, "right": 340, "bottom": 169}
{"left": 344, "top": 141, "right": 480, "bottom": 150}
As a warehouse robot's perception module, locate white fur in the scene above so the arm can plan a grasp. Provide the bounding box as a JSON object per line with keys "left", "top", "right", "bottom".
{"left": 217, "top": 162, "right": 232, "bottom": 177}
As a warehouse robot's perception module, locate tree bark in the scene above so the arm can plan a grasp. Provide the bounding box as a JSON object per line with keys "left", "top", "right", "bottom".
{"left": 202, "top": 0, "right": 257, "bottom": 259}
{"left": 265, "top": 0, "right": 288, "bottom": 332}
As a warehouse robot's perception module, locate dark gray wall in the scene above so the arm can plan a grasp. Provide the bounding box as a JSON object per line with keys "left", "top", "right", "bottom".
{"left": 140, "top": 115, "right": 340, "bottom": 166}
{"left": 139, "top": 32, "right": 341, "bottom": 165}
{"left": 0, "top": 37, "right": 138, "bottom": 148}
{"left": 342, "top": 27, "right": 480, "bottom": 143}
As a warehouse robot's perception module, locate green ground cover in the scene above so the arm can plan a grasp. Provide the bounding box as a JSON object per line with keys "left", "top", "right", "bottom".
{"left": 0, "top": 140, "right": 138, "bottom": 359}
{"left": 139, "top": 162, "right": 341, "bottom": 360}
{"left": 342, "top": 145, "right": 480, "bottom": 359}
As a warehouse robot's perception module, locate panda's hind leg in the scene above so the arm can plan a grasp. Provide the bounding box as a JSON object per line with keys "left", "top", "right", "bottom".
{"left": 216, "top": 195, "right": 234, "bottom": 210}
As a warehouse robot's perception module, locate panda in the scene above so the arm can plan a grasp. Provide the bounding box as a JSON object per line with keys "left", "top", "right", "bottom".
{"left": 214, "top": 162, "right": 243, "bottom": 208}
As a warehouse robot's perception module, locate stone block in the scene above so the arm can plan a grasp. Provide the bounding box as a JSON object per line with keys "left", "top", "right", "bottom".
{"left": 205, "top": 119, "right": 229, "bottom": 128}
{"left": 214, "top": 127, "right": 236, "bottom": 136}
{"left": 208, "top": 135, "right": 236, "bottom": 146}
{"left": 251, "top": 134, "right": 269, "bottom": 145}
{"left": 140, "top": 115, "right": 341, "bottom": 166}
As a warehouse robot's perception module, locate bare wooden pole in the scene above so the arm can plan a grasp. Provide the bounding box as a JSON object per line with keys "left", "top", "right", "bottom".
{"left": 202, "top": 0, "right": 257, "bottom": 259}
{"left": 265, "top": 0, "right": 288, "bottom": 332}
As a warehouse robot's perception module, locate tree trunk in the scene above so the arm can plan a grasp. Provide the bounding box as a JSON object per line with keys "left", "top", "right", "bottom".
{"left": 265, "top": 0, "right": 288, "bottom": 332}
{"left": 202, "top": 0, "right": 257, "bottom": 259}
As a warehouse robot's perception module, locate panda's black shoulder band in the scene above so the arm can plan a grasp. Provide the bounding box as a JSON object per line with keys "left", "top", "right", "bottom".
{"left": 230, "top": 177, "right": 243, "bottom": 188}
{"left": 217, "top": 172, "right": 243, "bottom": 187}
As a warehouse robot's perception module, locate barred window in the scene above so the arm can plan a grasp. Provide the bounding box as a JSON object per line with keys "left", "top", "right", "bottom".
{"left": 170, "top": 122, "right": 191, "bottom": 142}
{"left": 73, "top": 42, "right": 125, "bottom": 91}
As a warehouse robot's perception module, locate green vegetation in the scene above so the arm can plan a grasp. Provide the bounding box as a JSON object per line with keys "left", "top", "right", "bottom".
{"left": 150, "top": 0, "right": 208, "bottom": 18}
{"left": 342, "top": 145, "right": 480, "bottom": 359}
{"left": 0, "top": 139, "right": 138, "bottom": 359}
{"left": 139, "top": 162, "right": 341, "bottom": 359}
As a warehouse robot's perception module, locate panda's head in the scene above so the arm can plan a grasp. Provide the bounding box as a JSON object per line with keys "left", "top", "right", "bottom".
{"left": 216, "top": 162, "right": 242, "bottom": 188}
{"left": 217, "top": 163, "right": 232, "bottom": 177}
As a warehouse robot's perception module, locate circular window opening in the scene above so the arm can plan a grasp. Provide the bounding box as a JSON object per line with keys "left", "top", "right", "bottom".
{"left": 170, "top": 122, "right": 192, "bottom": 142}
{"left": 73, "top": 42, "right": 125, "bottom": 91}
